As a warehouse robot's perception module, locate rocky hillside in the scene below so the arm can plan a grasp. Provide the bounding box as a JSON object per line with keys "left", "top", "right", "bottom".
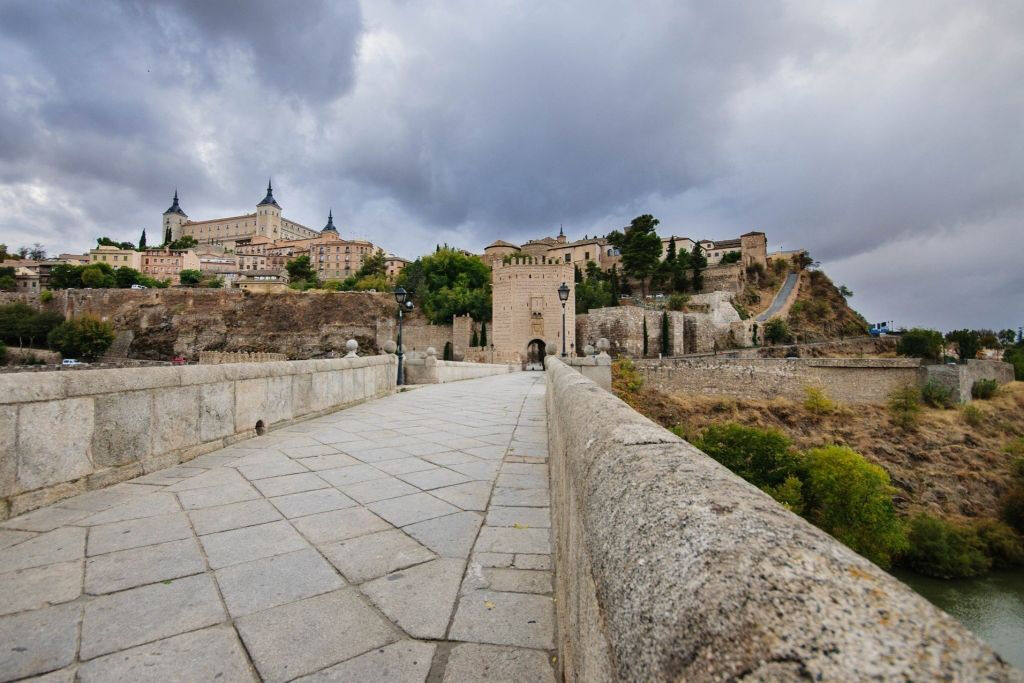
{"left": 615, "top": 368, "right": 1024, "bottom": 522}
{"left": 35, "top": 289, "right": 439, "bottom": 360}
{"left": 786, "top": 270, "right": 869, "bottom": 342}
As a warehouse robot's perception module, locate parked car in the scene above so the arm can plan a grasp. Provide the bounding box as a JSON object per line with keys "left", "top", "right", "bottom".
{"left": 130, "top": 284, "right": 147, "bottom": 290}
{"left": 172, "top": 356, "right": 186, "bottom": 365}
{"left": 61, "top": 359, "right": 82, "bottom": 366}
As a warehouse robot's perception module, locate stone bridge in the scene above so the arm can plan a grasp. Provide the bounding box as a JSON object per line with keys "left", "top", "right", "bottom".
{"left": 1, "top": 361, "right": 1020, "bottom": 681}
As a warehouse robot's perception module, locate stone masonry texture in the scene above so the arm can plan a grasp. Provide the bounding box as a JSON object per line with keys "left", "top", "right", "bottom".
{"left": 543, "top": 356, "right": 1020, "bottom": 681}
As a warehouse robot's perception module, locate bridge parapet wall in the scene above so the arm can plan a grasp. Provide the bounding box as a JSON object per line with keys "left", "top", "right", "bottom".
{"left": 543, "top": 357, "right": 1018, "bottom": 681}
{"left": 402, "top": 355, "right": 519, "bottom": 384}
{"left": 0, "top": 355, "right": 396, "bottom": 519}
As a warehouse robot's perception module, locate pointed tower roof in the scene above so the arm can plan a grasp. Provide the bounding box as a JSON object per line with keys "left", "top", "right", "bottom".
{"left": 164, "top": 189, "right": 187, "bottom": 217}
{"left": 257, "top": 179, "right": 281, "bottom": 209}
{"left": 321, "top": 210, "right": 338, "bottom": 234}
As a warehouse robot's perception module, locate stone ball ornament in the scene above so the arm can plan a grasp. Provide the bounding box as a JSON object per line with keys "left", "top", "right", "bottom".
{"left": 383, "top": 340, "right": 397, "bottom": 354}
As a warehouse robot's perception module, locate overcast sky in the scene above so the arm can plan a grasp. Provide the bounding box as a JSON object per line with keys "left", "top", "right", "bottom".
{"left": 1, "top": 1, "right": 1021, "bottom": 330}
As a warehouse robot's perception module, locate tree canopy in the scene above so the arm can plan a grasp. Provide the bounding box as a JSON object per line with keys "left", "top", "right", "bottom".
{"left": 607, "top": 215, "right": 662, "bottom": 296}
{"left": 397, "top": 248, "right": 491, "bottom": 324}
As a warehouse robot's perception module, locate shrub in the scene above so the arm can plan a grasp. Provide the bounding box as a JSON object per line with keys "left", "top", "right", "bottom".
{"left": 971, "top": 378, "right": 998, "bottom": 400}
{"left": 0, "top": 340, "right": 6, "bottom": 365}
{"left": 693, "top": 423, "right": 799, "bottom": 490}
{"left": 1005, "top": 438, "right": 1024, "bottom": 459}
{"left": 764, "top": 474, "right": 805, "bottom": 515}
{"left": 802, "top": 445, "right": 907, "bottom": 569}
{"left": 946, "top": 329, "right": 981, "bottom": 362}
{"left": 973, "top": 520, "right": 1024, "bottom": 569}
{"left": 46, "top": 315, "right": 115, "bottom": 361}
{"left": 921, "top": 381, "right": 955, "bottom": 409}
{"left": 1002, "top": 489, "right": 1024, "bottom": 534}
{"left": 896, "top": 328, "right": 944, "bottom": 362}
{"left": 39, "top": 289, "right": 53, "bottom": 303}
{"left": 764, "top": 318, "right": 791, "bottom": 345}
{"left": 961, "top": 404, "right": 983, "bottom": 427}
{"left": 178, "top": 269, "right": 202, "bottom": 285}
{"left": 803, "top": 386, "right": 836, "bottom": 415}
{"left": 903, "top": 513, "right": 990, "bottom": 579}
{"left": 887, "top": 385, "right": 921, "bottom": 430}
{"left": 667, "top": 293, "right": 689, "bottom": 311}
{"left": 1003, "top": 345, "right": 1024, "bottom": 381}
{"left": 612, "top": 358, "right": 644, "bottom": 394}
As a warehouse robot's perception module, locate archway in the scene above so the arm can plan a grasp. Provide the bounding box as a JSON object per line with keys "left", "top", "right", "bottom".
{"left": 525, "top": 339, "right": 546, "bottom": 370}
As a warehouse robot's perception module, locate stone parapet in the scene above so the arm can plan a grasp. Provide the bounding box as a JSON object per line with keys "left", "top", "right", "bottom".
{"left": 402, "top": 350, "right": 519, "bottom": 384}
{"left": 542, "top": 357, "right": 1019, "bottom": 681}
{"left": 198, "top": 351, "right": 288, "bottom": 364}
{"left": 563, "top": 354, "right": 612, "bottom": 390}
{"left": 0, "top": 355, "right": 396, "bottom": 519}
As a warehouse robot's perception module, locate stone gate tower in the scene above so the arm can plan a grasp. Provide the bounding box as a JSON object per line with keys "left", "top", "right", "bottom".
{"left": 491, "top": 257, "right": 576, "bottom": 364}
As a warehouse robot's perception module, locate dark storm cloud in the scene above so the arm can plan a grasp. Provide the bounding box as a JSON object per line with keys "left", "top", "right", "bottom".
{"left": 0, "top": 0, "right": 1021, "bottom": 329}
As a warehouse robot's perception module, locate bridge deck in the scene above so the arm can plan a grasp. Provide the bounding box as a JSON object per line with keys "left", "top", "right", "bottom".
{"left": 0, "top": 373, "right": 556, "bottom": 682}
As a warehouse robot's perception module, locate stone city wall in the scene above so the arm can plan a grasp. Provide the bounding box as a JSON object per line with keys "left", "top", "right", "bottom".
{"left": 635, "top": 356, "right": 923, "bottom": 403}
{"left": 0, "top": 355, "right": 397, "bottom": 520}
{"left": 543, "top": 357, "right": 1017, "bottom": 681}
{"left": 699, "top": 262, "right": 745, "bottom": 293}
{"left": 577, "top": 305, "right": 744, "bottom": 358}
{"left": 924, "top": 359, "right": 1016, "bottom": 403}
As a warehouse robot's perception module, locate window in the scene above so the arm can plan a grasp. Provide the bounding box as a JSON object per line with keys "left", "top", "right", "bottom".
{"left": 564, "top": 253, "right": 571, "bottom": 263}
{"left": 584, "top": 251, "right": 589, "bottom": 260}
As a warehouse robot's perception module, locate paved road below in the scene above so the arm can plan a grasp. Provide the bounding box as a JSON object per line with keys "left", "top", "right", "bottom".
{"left": 0, "top": 373, "right": 555, "bottom": 682}
{"left": 755, "top": 272, "right": 799, "bottom": 321}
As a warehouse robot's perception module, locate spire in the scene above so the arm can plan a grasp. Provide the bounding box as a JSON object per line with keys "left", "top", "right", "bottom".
{"left": 321, "top": 209, "right": 338, "bottom": 234}
{"left": 164, "top": 188, "right": 187, "bottom": 217}
{"left": 559, "top": 224, "right": 564, "bottom": 237}
{"left": 258, "top": 178, "right": 281, "bottom": 209}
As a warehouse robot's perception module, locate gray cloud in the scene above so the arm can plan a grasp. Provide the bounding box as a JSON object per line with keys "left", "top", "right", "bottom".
{"left": 0, "top": 0, "right": 1021, "bottom": 329}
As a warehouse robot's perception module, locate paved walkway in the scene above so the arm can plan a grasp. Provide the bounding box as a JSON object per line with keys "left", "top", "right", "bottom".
{"left": 0, "top": 373, "right": 555, "bottom": 682}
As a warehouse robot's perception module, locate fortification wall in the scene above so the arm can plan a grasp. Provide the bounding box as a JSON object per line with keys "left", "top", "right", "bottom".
{"left": 700, "top": 262, "right": 744, "bottom": 293}
{"left": 636, "top": 357, "right": 924, "bottom": 403}
{"left": 924, "top": 359, "right": 1016, "bottom": 403}
{"left": 543, "top": 357, "right": 1016, "bottom": 681}
{"left": 0, "top": 355, "right": 396, "bottom": 519}
{"left": 577, "top": 304, "right": 743, "bottom": 358}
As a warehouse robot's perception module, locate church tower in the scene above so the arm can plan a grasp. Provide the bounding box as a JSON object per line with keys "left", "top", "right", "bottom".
{"left": 162, "top": 190, "right": 188, "bottom": 242}
{"left": 255, "top": 179, "right": 282, "bottom": 239}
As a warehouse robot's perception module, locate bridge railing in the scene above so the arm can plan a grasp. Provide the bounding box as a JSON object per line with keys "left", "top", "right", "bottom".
{"left": 543, "top": 356, "right": 1017, "bottom": 681}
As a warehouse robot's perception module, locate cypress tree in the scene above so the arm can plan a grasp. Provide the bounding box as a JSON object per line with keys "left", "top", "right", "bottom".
{"left": 479, "top": 321, "right": 487, "bottom": 347}
{"left": 574, "top": 264, "right": 583, "bottom": 283}
{"left": 609, "top": 265, "right": 620, "bottom": 305}
{"left": 164, "top": 226, "right": 172, "bottom": 245}
{"left": 138, "top": 228, "right": 147, "bottom": 250}
{"left": 471, "top": 327, "right": 479, "bottom": 347}
{"left": 661, "top": 312, "right": 669, "bottom": 355}
{"left": 642, "top": 316, "right": 649, "bottom": 356}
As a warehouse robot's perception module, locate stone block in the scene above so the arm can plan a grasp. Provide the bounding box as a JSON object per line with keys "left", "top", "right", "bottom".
{"left": 86, "top": 462, "right": 144, "bottom": 491}
{"left": 235, "top": 377, "right": 269, "bottom": 433}
{"left": 16, "top": 398, "right": 95, "bottom": 491}
{"left": 291, "top": 373, "right": 314, "bottom": 416}
{"left": 199, "top": 381, "right": 235, "bottom": 441}
{"left": 80, "top": 573, "right": 225, "bottom": 659}
{"left": 215, "top": 547, "right": 344, "bottom": 617}
{"left": 443, "top": 643, "right": 555, "bottom": 683}
{"left": 295, "top": 640, "right": 434, "bottom": 683}
{"left": 404, "top": 511, "right": 483, "bottom": 558}
{"left": 0, "top": 559, "right": 82, "bottom": 616}
{"left": 63, "top": 366, "right": 179, "bottom": 397}
{"left": 269, "top": 488, "right": 356, "bottom": 518}
{"left": 0, "top": 372, "right": 65, "bottom": 405}
{"left": 265, "top": 375, "right": 294, "bottom": 425}
{"left": 199, "top": 520, "right": 309, "bottom": 569}
{"left": 474, "top": 527, "right": 550, "bottom": 554}
{"left": 9, "top": 480, "right": 87, "bottom": 517}
{"left": 188, "top": 498, "right": 282, "bottom": 535}
{"left": 449, "top": 589, "right": 554, "bottom": 649}
{"left": 0, "top": 603, "right": 80, "bottom": 681}
{"left": 362, "top": 557, "right": 464, "bottom": 639}
{"left": 87, "top": 512, "right": 192, "bottom": 557}
{"left": 0, "top": 405, "right": 16, "bottom": 498}
{"left": 85, "top": 537, "right": 205, "bottom": 594}
{"left": 91, "top": 390, "right": 152, "bottom": 467}
{"left": 320, "top": 529, "right": 434, "bottom": 583}
{"left": 235, "top": 589, "right": 397, "bottom": 683}
{"left": 151, "top": 386, "right": 201, "bottom": 455}
{"left": 290, "top": 506, "right": 392, "bottom": 545}
{"left": 368, "top": 492, "right": 460, "bottom": 527}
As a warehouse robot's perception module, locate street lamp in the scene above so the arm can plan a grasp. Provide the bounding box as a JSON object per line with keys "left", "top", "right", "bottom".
{"left": 394, "top": 286, "right": 409, "bottom": 385}
{"left": 558, "top": 282, "right": 570, "bottom": 357}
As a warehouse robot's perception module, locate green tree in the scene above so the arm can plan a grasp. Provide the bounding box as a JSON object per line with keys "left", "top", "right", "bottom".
{"left": 720, "top": 251, "right": 741, "bottom": 265}
{"left": 179, "top": 269, "right": 202, "bottom": 286}
{"left": 398, "top": 248, "right": 491, "bottom": 324}
{"left": 694, "top": 423, "right": 800, "bottom": 490}
{"left": 80, "top": 263, "right": 116, "bottom": 288}
{"left": 896, "top": 328, "right": 944, "bottom": 361}
{"left": 607, "top": 215, "right": 662, "bottom": 297}
{"left": 0, "top": 340, "right": 6, "bottom": 365}
{"left": 46, "top": 315, "right": 115, "bottom": 361}
{"left": 1003, "top": 344, "right": 1024, "bottom": 381}
{"left": 573, "top": 264, "right": 583, "bottom": 283}
{"left": 997, "top": 329, "right": 1017, "bottom": 346}
{"left": 167, "top": 235, "right": 198, "bottom": 250}
{"left": 903, "top": 514, "right": 990, "bottom": 579}
{"left": 838, "top": 285, "right": 853, "bottom": 298}
{"left": 114, "top": 267, "right": 141, "bottom": 289}
{"left": 471, "top": 327, "right": 479, "bottom": 347}
{"left": 764, "top": 318, "right": 791, "bottom": 345}
{"left": 479, "top": 321, "right": 487, "bottom": 347}
{"left": 164, "top": 226, "right": 172, "bottom": 245}
{"left": 355, "top": 250, "right": 386, "bottom": 279}
{"left": 691, "top": 243, "right": 707, "bottom": 292}
{"left": 49, "top": 264, "right": 84, "bottom": 289}
{"left": 803, "top": 445, "right": 907, "bottom": 568}
{"left": 0, "top": 269, "right": 15, "bottom": 292}
{"left": 138, "top": 228, "right": 147, "bottom": 250}
{"left": 96, "top": 236, "right": 135, "bottom": 250}
{"left": 608, "top": 265, "right": 621, "bottom": 304}
{"left": 286, "top": 255, "right": 315, "bottom": 283}
{"left": 946, "top": 329, "right": 981, "bottom": 363}
{"left": 661, "top": 312, "right": 669, "bottom": 355}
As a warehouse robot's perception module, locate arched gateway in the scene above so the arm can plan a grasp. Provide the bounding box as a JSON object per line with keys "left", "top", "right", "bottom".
{"left": 525, "top": 339, "right": 546, "bottom": 370}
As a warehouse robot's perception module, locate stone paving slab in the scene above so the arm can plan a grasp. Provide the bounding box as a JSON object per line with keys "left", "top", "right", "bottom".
{"left": 0, "top": 372, "right": 555, "bottom": 682}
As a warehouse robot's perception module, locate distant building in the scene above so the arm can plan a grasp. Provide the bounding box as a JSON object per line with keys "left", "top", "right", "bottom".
{"left": 384, "top": 254, "right": 410, "bottom": 279}
{"left": 490, "top": 258, "right": 576, "bottom": 365}
{"left": 140, "top": 248, "right": 200, "bottom": 285}
{"left": 89, "top": 245, "right": 142, "bottom": 271}
{"left": 236, "top": 269, "right": 290, "bottom": 293}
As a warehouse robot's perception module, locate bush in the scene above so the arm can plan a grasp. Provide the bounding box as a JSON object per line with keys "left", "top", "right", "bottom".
{"left": 1005, "top": 438, "right": 1024, "bottom": 459}
{"left": 973, "top": 520, "right": 1024, "bottom": 569}
{"left": 1002, "top": 489, "right": 1024, "bottom": 534}
{"left": 179, "top": 269, "right": 202, "bottom": 285}
{"left": 1003, "top": 345, "right": 1024, "bottom": 381}
{"left": 896, "top": 328, "right": 944, "bottom": 362}
{"left": 764, "top": 474, "right": 805, "bottom": 514}
{"left": 764, "top": 318, "right": 792, "bottom": 345}
{"left": 667, "top": 293, "right": 689, "bottom": 311}
{"left": 921, "top": 381, "right": 955, "bottom": 409}
{"left": 888, "top": 385, "right": 922, "bottom": 430}
{"left": 802, "top": 445, "right": 907, "bottom": 569}
{"left": 693, "top": 423, "right": 799, "bottom": 489}
{"left": 971, "top": 379, "right": 998, "bottom": 400}
{"left": 46, "top": 315, "right": 115, "bottom": 361}
{"left": 612, "top": 358, "right": 644, "bottom": 394}
{"left": 39, "top": 289, "right": 53, "bottom": 303}
{"left": 946, "top": 329, "right": 981, "bottom": 362}
{"left": 903, "top": 513, "right": 990, "bottom": 579}
{"left": 803, "top": 386, "right": 836, "bottom": 415}
{"left": 961, "top": 404, "right": 983, "bottom": 427}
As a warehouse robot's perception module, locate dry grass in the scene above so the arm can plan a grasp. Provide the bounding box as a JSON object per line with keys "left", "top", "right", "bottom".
{"left": 616, "top": 376, "right": 1024, "bottom": 522}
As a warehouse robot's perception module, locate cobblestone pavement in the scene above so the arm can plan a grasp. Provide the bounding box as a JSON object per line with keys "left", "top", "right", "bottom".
{"left": 0, "top": 373, "right": 556, "bottom": 682}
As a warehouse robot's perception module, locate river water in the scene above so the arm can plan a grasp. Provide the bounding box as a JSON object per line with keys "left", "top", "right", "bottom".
{"left": 893, "top": 569, "right": 1024, "bottom": 670}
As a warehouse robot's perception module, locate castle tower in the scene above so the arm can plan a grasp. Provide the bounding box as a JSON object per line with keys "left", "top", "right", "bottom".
{"left": 162, "top": 189, "right": 188, "bottom": 242}
{"left": 490, "top": 257, "right": 575, "bottom": 365}
{"left": 321, "top": 210, "right": 339, "bottom": 236}
{"left": 556, "top": 224, "right": 567, "bottom": 244}
{"left": 255, "top": 179, "right": 282, "bottom": 239}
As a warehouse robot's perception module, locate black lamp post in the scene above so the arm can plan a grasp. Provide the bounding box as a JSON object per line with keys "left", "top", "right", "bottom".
{"left": 394, "top": 286, "right": 409, "bottom": 385}
{"left": 558, "top": 281, "right": 570, "bottom": 357}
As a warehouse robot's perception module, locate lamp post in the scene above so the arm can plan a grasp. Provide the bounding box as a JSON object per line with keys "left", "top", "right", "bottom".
{"left": 558, "top": 282, "right": 570, "bottom": 357}
{"left": 394, "top": 286, "right": 409, "bottom": 385}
